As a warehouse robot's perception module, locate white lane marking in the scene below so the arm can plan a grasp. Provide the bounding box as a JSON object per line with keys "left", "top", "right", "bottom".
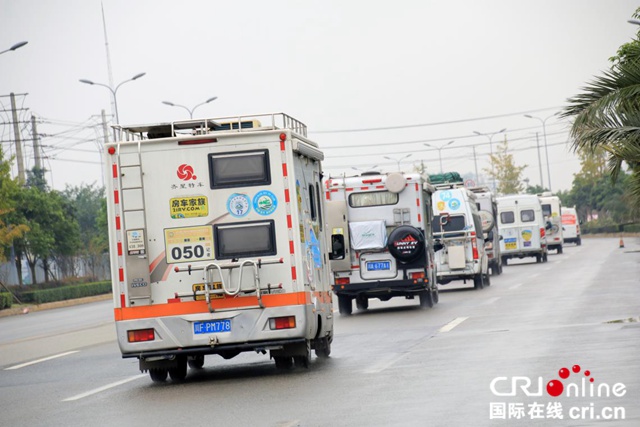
{"left": 63, "top": 374, "right": 147, "bottom": 401}
{"left": 482, "top": 297, "right": 501, "bottom": 305}
{"left": 4, "top": 351, "right": 79, "bottom": 370}
{"left": 438, "top": 316, "right": 469, "bottom": 333}
{"left": 509, "top": 283, "right": 523, "bottom": 290}
{"left": 363, "top": 353, "right": 407, "bottom": 374}
{"left": 275, "top": 421, "right": 302, "bottom": 427}
{"left": 529, "top": 273, "right": 540, "bottom": 278}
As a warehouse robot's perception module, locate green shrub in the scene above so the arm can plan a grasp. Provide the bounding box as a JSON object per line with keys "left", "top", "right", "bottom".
{"left": 18, "top": 281, "right": 111, "bottom": 305}
{"left": 0, "top": 292, "right": 12, "bottom": 309}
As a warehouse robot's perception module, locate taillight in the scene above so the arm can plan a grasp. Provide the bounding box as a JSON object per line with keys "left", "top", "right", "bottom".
{"left": 471, "top": 237, "right": 479, "bottom": 260}
{"left": 336, "top": 277, "right": 350, "bottom": 285}
{"left": 269, "top": 316, "right": 296, "bottom": 330}
{"left": 410, "top": 272, "right": 425, "bottom": 280}
{"left": 540, "top": 227, "right": 546, "bottom": 238}
{"left": 128, "top": 329, "right": 155, "bottom": 343}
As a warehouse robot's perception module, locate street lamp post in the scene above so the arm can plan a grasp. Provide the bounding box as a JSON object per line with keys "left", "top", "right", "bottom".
{"left": 424, "top": 140, "right": 455, "bottom": 174}
{"left": 384, "top": 154, "right": 412, "bottom": 171}
{"left": 0, "top": 41, "right": 28, "bottom": 55}
{"left": 473, "top": 128, "right": 506, "bottom": 191}
{"left": 524, "top": 114, "right": 556, "bottom": 192}
{"left": 162, "top": 96, "right": 218, "bottom": 119}
{"left": 79, "top": 72, "right": 146, "bottom": 125}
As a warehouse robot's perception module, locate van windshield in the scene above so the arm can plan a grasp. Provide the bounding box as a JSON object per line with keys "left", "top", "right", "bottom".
{"left": 432, "top": 215, "right": 466, "bottom": 236}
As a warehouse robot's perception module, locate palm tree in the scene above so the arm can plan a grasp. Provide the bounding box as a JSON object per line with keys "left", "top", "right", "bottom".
{"left": 562, "top": 12, "right": 640, "bottom": 212}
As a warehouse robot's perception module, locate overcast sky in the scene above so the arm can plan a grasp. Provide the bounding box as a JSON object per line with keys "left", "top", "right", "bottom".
{"left": 2, "top": 0, "right": 639, "bottom": 193}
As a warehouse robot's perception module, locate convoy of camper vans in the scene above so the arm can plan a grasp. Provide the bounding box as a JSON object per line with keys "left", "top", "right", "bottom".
{"left": 103, "top": 110, "right": 574, "bottom": 382}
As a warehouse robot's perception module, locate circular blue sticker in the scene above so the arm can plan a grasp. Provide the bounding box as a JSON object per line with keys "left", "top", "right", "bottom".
{"left": 440, "top": 190, "right": 452, "bottom": 201}
{"left": 253, "top": 190, "right": 278, "bottom": 216}
{"left": 227, "top": 193, "right": 251, "bottom": 218}
{"left": 448, "top": 198, "right": 461, "bottom": 210}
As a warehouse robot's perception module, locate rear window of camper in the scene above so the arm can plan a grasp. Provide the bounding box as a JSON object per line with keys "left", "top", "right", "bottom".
{"left": 214, "top": 220, "right": 276, "bottom": 259}
{"left": 349, "top": 191, "right": 398, "bottom": 208}
{"left": 500, "top": 211, "right": 515, "bottom": 224}
{"left": 209, "top": 150, "right": 271, "bottom": 189}
{"left": 520, "top": 209, "right": 535, "bottom": 222}
{"left": 541, "top": 204, "right": 552, "bottom": 217}
{"left": 432, "top": 215, "right": 466, "bottom": 234}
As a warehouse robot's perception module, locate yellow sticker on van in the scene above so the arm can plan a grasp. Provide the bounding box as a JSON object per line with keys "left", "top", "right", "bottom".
{"left": 170, "top": 196, "right": 208, "bottom": 219}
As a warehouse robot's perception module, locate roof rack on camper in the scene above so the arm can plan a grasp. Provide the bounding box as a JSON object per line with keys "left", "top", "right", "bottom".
{"left": 114, "top": 112, "right": 308, "bottom": 142}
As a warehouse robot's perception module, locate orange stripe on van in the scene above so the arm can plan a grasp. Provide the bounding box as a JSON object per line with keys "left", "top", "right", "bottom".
{"left": 114, "top": 292, "right": 314, "bottom": 321}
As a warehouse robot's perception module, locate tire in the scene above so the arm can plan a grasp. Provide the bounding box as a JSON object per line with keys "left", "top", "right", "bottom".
{"left": 543, "top": 252, "right": 548, "bottom": 263}
{"left": 473, "top": 273, "right": 484, "bottom": 290}
{"left": 558, "top": 246, "right": 563, "bottom": 254}
{"left": 484, "top": 273, "right": 491, "bottom": 287}
{"left": 355, "top": 296, "right": 369, "bottom": 311}
{"left": 274, "top": 356, "right": 293, "bottom": 369}
{"left": 501, "top": 256, "right": 508, "bottom": 266}
{"left": 314, "top": 335, "right": 332, "bottom": 358}
{"left": 169, "top": 357, "right": 188, "bottom": 381}
{"left": 387, "top": 225, "right": 425, "bottom": 263}
{"left": 149, "top": 368, "right": 168, "bottom": 382}
{"left": 577, "top": 237, "right": 582, "bottom": 246}
{"left": 536, "top": 254, "right": 542, "bottom": 263}
{"left": 188, "top": 355, "right": 205, "bottom": 369}
{"left": 432, "top": 286, "right": 439, "bottom": 304}
{"left": 338, "top": 296, "right": 353, "bottom": 315}
{"left": 419, "top": 290, "right": 434, "bottom": 309}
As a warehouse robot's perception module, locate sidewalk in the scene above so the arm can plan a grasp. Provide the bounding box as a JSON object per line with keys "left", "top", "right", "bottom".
{"left": 0, "top": 293, "right": 112, "bottom": 318}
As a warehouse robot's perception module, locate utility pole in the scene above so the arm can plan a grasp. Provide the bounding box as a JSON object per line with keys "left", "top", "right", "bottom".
{"left": 535, "top": 132, "right": 544, "bottom": 189}
{"left": 101, "top": 109, "right": 110, "bottom": 145}
{"left": 10, "top": 92, "right": 25, "bottom": 184}
{"left": 472, "top": 145, "right": 479, "bottom": 185}
{"left": 32, "top": 114, "right": 42, "bottom": 170}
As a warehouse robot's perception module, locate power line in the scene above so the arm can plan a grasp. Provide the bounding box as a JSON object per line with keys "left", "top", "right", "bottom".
{"left": 311, "top": 106, "right": 563, "bottom": 134}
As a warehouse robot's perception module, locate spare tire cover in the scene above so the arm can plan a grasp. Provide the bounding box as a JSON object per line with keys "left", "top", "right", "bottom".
{"left": 387, "top": 225, "right": 425, "bottom": 263}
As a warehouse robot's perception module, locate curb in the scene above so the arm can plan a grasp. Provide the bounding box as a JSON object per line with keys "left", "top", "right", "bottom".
{"left": 0, "top": 293, "right": 113, "bottom": 318}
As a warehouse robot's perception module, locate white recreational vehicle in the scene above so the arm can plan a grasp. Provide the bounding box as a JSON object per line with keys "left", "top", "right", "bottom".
{"left": 497, "top": 194, "right": 549, "bottom": 264}
{"left": 431, "top": 185, "right": 490, "bottom": 289}
{"left": 538, "top": 192, "right": 564, "bottom": 254}
{"left": 104, "top": 113, "right": 334, "bottom": 381}
{"left": 325, "top": 172, "right": 439, "bottom": 314}
{"left": 468, "top": 186, "right": 503, "bottom": 275}
{"left": 561, "top": 206, "right": 581, "bottom": 245}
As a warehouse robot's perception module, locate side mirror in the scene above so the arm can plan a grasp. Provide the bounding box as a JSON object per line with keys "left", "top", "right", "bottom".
{"left": 329, "top": 235, "right": 345, "bottom": 260}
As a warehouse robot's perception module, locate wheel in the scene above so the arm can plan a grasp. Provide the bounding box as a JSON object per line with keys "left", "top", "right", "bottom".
{"left": 473, "top": 273, "right": 484, "bottom": 290}
{"left": 168, "top": 357, "right": 188, "bottom": 381}
{"left": 536, "top": 254, "right": 542, "bottom": 263}
{"left": 484, "top": 273, "right": 491, "bottom": 287}
{"left": 314, "top": 335, "right": 332, "bottom": 358}
{"left": 543, "top": 252, "right": 548, "bottom": 262}
{"left": 419, "top": 290, "right": 434, "bottom": 308}
{"left": 577, "top": 237, "right": 582, "bottom": 246}
{"left": 355, "top": 296, "right": 369, "bottom": 311}
{"left": 501, "top": 256, "right": 508, "bottom": 266}
{"left": 558, "top": 246, "right": 563, "bottom": 254}
{"left": 149, "top": 368, "right": 168, "bottom": 382}
{"left": 274, "top": 356, "right": 294, "bottom": 369}
{"left": 497, "top": 263, "right": 503, "bottom": 275}
{"left": 338, "top": 296, "right": 353, "bottom": 315}
{"left": 432, "top": 286, "right": 439, "bottom": 304}
{"left": 188, "top": 355, "right": 205, "bottom": 369}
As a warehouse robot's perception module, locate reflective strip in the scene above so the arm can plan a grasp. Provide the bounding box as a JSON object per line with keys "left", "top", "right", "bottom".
{"left": 114, "top": 291, "right": 314, "bottom": 321}
{"left": 117, "top": 242, "right": 123, "bottom": 256}
{"left": 119, "top": 268, "right": 124, "bottom": 282}
{"left": 114, "top": 190, "right": 119, "bottom": 204}
{"left": 112, "top": 164, "right": 118, "bottom": 178}
{"left": 115, "top": 216, "right": 121, "bottom": 230}
{"left": 282, "top": 163, "right": 288, "bottom": 177}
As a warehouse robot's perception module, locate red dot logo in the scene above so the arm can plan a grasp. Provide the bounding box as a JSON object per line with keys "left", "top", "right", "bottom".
{"left": 547, "top": 380, "right": 564, "bottom": 397}
{"left": 559, "top": 368, "right": 570, "bottom": 379}
{"left": 177, "top": 164, "right": 197, "bottom": 181}
{"left": 572, "top": 365, "right": 581, "bottom": 373}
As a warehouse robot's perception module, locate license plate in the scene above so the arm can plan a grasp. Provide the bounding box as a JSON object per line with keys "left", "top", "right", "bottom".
{"left": 194, "top": 319, "right": 231, "bottom": 334}
{"left": 366, "top": 261, "right": 390, "bottom": 271}
{"left": 193, "top": 282, "right": 223, "bottom": 300}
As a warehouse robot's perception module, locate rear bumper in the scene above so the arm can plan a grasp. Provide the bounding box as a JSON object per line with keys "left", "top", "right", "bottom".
{"left": 332, "top": 278, "right": 430, "bottom": 297}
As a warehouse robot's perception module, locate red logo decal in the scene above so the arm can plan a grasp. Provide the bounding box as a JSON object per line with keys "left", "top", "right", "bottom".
{"left": 177, "top": 164, "right": 197, "bottom": 181}
{"left": 546, "top": 364, "right": 595, "bottom": 397}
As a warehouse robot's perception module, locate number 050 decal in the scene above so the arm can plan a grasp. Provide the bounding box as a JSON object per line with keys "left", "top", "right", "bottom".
{"left": 164, "top": 225, "right": 214, "bottom": 264}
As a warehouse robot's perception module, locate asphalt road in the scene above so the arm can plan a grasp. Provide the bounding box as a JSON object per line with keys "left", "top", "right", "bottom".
{"left": 0, "top": 237, "right": 638, "bottom": 427}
